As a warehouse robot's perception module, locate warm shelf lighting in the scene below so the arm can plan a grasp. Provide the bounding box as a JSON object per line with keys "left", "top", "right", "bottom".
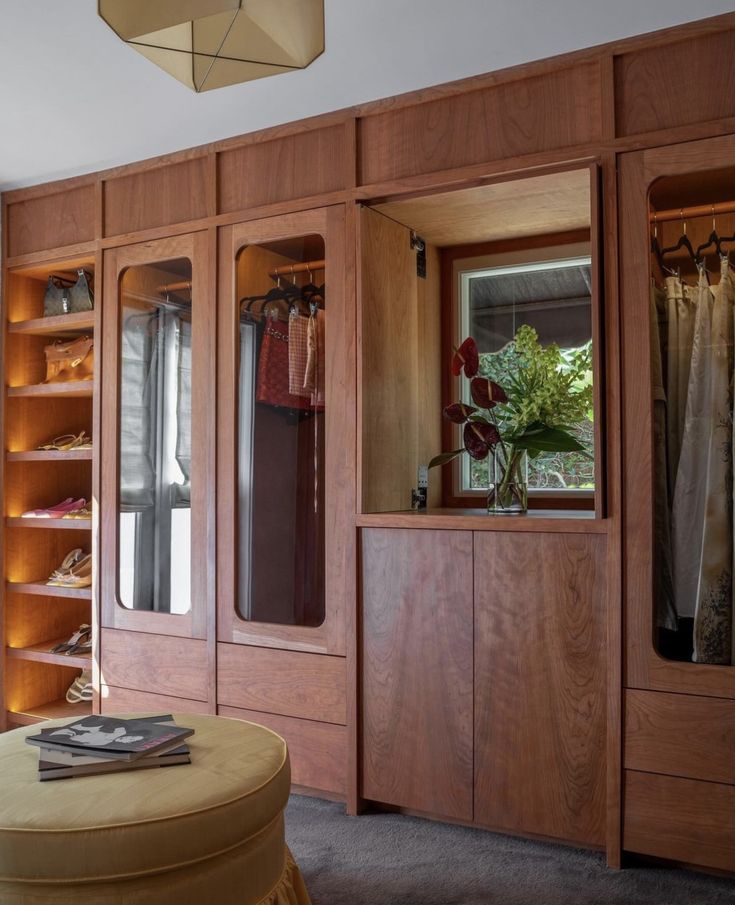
{"left": 98, "top": 0, "right": 324, "bottom": 93}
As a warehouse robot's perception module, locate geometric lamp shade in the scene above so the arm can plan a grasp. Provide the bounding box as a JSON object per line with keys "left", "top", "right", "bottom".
{"left": 97, "top": 0, "right": 324, "bottom": 93}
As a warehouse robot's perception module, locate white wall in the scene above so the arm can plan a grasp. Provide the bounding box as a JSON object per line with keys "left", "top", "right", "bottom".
{"left": 1, "top": 0, "right": 734, "bottom": 189}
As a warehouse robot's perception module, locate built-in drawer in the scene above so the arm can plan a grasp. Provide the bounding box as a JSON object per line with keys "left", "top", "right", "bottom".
{"left": 100, "top": 685, "right": 210, "bottom": 715}
{"left": 217, "top": 643, "right": 346, "bottom": 725}
{"left": 624, "top": 770, "right": 735, "bottom": 871}
{"left": 625, "top": 688, "right": 735, "bottom": 785}
{"left": 100, "top": 629, "right": 209, "bottom": 702}
{"left": 219, "top": 705, "right": 346, "bottom": 796}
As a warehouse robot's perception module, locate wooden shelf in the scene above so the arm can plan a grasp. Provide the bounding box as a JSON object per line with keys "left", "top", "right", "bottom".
{"left": 6, "top": 517, "right": 91, "bottom": 530}
{"left": 7, "top": 381, "right": 94, "bottom": 399}
{"left": 6, "top": 448, "right": 92, "bottom": 462}
{"left": 7, "top": 698, "right": 91, "bottom": 727}
{"left": 8, "top": 312, "right": 94, "bottom": 336}
{"left": 7, "top": 639, "right": 91, "bottom": 669}
{"left": 6, "top": 581, "right": 92, "bottom": 600}
{"left": 356, "top": 508, "right": 608, "bottom": 534}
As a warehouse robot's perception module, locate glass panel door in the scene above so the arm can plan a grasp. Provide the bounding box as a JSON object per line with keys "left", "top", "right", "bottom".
{"left": 236, "top": 234, "right": 326, "bottom": 627}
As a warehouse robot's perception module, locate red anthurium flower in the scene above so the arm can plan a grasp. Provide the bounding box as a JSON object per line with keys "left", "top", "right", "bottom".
{"left": 451, "top": 337, "right": 479, "bottom": 378}
{"left": 470, "top": 376, "right": 507, "bottom": 408}
{"left": 443, "top": 402, "right": 478, "bottom": 424}
{"left": 463, "top": 421, "right": 500, "bottom": 460}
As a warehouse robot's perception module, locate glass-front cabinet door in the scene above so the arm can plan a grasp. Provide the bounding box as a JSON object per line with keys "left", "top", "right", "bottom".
{"left": 218, "top": 207, "right": 352, "bottom": 654}
{"left": 101, "top": 233, "right": 213, "bottom": 639}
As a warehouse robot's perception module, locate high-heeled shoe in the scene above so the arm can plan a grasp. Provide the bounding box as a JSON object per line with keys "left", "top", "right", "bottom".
{"left": 37, "top": 432, "right": 92, "bottom": 452}
{"left": 21, "top": 497, "right": 86, "bottom": 518}
{"left": 47, "top": 548, "right": 83, "bottom": 583}
{"left": 47, "top": 553, "right": 92, "bottom": 588}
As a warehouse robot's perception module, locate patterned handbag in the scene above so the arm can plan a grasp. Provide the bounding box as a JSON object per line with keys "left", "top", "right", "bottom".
{"left": 68, "top": 270, "right": 94, "bottom": 313}
{"left": 43, "top": 275, "right": 72, "bottom": 317}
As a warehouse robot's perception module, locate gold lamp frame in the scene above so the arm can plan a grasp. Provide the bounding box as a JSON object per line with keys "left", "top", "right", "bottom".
{"left": 98, "top": 0, "right": 325, "bottom": 93}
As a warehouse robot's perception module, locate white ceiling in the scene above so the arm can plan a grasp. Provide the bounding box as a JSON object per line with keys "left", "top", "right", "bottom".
{"left": 1, "top": 1, "right": 734, "bottom": 191}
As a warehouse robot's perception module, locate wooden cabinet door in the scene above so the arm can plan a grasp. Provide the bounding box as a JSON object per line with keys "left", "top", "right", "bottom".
{"left": 361, "top": 528, "right": 474, "bottom": 820}
{"left": 474, "top": 532, "right": 606, "bottom": 846}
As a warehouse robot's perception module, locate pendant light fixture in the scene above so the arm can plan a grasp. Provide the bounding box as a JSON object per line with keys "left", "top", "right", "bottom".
{"left": 98, "top": 0, "right": 324, "bottom": 93}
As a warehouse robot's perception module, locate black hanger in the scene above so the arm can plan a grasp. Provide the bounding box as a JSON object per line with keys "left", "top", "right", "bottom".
{"left": 659, "top": 211, "right": 701, "bottom": 268}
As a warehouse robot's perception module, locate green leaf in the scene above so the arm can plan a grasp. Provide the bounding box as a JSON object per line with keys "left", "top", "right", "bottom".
{"left": 428, "top": 449, "right": 465, "bottom": 469}
{"left": 511, "top": 427, "right": 587, "bottom": 453}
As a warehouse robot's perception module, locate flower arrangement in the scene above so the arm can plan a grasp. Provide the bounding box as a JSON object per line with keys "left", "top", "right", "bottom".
{"left": 429, "top": 325, "right": 593, "bottom": 512}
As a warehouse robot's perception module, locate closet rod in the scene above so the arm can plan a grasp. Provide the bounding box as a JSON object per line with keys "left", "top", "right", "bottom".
{"left": 650, "top": 200, "right": 735, "bottom": 223}
{"left": 156, "top": 281, "right": 192, "bottom": 294}
{"left": 268, "top": 260, "right": 325, "bottom": 278}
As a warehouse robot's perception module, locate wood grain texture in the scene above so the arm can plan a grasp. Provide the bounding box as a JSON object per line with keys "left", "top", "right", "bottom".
{"left": 374, "top": 169, "right": 591, "bottom": 247}
{"left": 219, "top": 705, "right": 346, "bottom": 795}
{"left": 99, "top": 629, "right": 208, "bottom": 702}
{"left": 218, "top": 125, "right": 347, "bottom": 212}
{"left": 624, "top": 770, "right": 735, "bottom": 871}
{"left": 361, "top": 528, "right": 474, "bottom": 820}
{"left": 6, "top": 186, "right": 95, "bottom": 258}
{"left": 103, "top": 157, "right": 211, "bottom": 236}
{"left": 358, "top": 63, "right": 602, "bottom": 185}
{"left": 217, "top": 643, "right": 346, "bottom": 724}
{"left": 625, "top": 689, "right": 735, "bottom": 786}
{"left": 356, "top": 510, "right": 607, "bottom": 532}
{"left": 359, "top": 208, "right": 442, "bottom": 512}
{"left": 100, "top": 685, "right": 210, "bottom": 715}
{"left": 615, "top": 28, "right": 735, "bottom": 137}
{"left": 474, "top": 532, "right": 606, "bottom": 846}
{"left": 620, "top": 134, "right": 735, "bottom": 699}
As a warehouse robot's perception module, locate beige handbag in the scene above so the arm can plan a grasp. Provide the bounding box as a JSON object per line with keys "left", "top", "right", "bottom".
{"left": 43, "top": 336, "right": 94, "bottom": 383}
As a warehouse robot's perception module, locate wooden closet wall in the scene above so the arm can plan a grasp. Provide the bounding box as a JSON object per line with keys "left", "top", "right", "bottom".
{"left": 4, "top": 10, "right": 735, "bottom": 875}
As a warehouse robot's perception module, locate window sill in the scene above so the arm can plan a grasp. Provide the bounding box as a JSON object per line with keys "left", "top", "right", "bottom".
{"left": 356, "top": 508, "right": 608, "bottom": 533}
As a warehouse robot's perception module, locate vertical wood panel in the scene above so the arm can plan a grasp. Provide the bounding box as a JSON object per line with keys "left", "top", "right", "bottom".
{"left": 218, "top": 125, "right": 347, "bottom": 212}
{"left": 614, "top": 29, "right": 735, "bottom": 137}
{"left": 6, "top": 186, "right": 95, "bottom": 258}
{"left": 361, "top": 528, "right": 474, "bottom": 820}
{"left": 474, "top": 532, "right": 606, "bottom": 846}
{"left": 358, "top": 63, "right": 602, "bottom": 185}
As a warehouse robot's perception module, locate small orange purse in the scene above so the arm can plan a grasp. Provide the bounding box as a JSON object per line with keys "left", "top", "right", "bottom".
{"left": 43, "top": 336, "right": 94, "bottom": 383}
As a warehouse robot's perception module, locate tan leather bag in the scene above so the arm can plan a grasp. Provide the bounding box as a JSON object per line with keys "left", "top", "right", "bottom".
{"left": 44, "top": 336, "right": 94, "bottom": 383}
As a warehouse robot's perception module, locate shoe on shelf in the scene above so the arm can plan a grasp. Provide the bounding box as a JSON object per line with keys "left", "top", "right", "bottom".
{"left": 50, "top": 624, "right": 91, "bottom": 655}
{"left": 62, "top": 506, "right": 91, "bottom": 520}
{"left": 37, "top": 432, "right": 92, "bottom": 452}
{"left": 47, "top": 553, "right": 92, "bottom": 588}
{"left": 65, "top": 668, "right": 93, "bottom": 704}
{"left": 21, "top": 497, "right": 86, "bottom": 518}
{"left": 46, "top": 548, "right": 84, "bottom": 583}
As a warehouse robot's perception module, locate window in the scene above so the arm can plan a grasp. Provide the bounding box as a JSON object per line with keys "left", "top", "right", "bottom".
{"left": 456, "top": 252, "right": 595, "bottom": 495}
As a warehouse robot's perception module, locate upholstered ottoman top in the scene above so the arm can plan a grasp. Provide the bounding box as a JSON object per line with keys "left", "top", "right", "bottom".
{"left": 0, "top": 714, "right": 290, "bottom": 885}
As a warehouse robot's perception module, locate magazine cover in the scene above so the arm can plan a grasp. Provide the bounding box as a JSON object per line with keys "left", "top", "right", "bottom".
{"left": 26, "top": 715, "right": 194, "bottom": 762}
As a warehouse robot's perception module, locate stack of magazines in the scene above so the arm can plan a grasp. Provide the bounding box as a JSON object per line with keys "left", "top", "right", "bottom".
{"left": 25, "top": 714, "right": 194, "bottom": 781}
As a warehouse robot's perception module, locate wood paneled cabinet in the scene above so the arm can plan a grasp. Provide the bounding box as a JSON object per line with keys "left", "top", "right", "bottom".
{"left": 361, "top": 526, "right": 606, "bottom": 846}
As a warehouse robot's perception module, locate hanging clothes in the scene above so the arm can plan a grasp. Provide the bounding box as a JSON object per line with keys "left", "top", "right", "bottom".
{"left": 669, "top": 263, "right": 734, "bottom": 665}
{"left": 256, "top": 314, "right": 313, "bottom": 411}
{"left": 304, "top": 308, "right": 325, "bottom": 410}
{"left": 288, "top": 312, "right": 311, "bottom": 399}
{"left": 665, "top": 275, "right": 696, "bottom": 498}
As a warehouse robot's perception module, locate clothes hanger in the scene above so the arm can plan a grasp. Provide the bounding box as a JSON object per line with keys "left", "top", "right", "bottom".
{"left": 651, "top": 212, "right": 680, "bottom": 278}
{"left": 695, "top": 206, "right": 721, "bottom": 260}
{"left": 659, "top": 209, "right": 700, "bottom": 270}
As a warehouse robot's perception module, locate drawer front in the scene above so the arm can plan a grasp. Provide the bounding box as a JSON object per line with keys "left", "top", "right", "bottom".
{"left": 217, "top": 643, "right": 346, "bottom": 725}
{"left": 624, "top": 770, "right": 735, "bottom": 871}
{"left": 218, "top": 705, "right": 346, "bottom": 796}
{"left": 100, "top": 685, "right": 210, "bottom": 715}
{"left": 101, "top": 629, "right": 209, "bottom": 702}
{"left": 625, "top": 689, "right": 735, "bottom": 785}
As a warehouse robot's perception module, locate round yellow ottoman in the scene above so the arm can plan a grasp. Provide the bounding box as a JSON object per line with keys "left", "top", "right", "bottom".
{"left": 0, "top": 714, "right": 311, "bottom": 905}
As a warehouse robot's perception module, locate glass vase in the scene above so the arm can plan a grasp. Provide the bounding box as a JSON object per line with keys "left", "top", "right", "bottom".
{"left": 487, "top": 446, "right": 528, "bottom": 514}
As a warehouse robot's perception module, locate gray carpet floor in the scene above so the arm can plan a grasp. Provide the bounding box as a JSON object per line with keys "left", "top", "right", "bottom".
{"left": 286, "top": 795, "right": 735, "bottom": 905}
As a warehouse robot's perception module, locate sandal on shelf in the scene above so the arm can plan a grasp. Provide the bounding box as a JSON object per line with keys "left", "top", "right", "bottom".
{"left": 62, "top": 506, "right": 91, "bottom": 520}
{"left": 65, "top": 669, "right": 93, "bottom": 704}
{"left": 47, "top": 553, "right": 92, "bottom": 588}
{"left": 46, "top": 548, "right": 84, "bottom": 583}
{"left": 37, "top": 432, "right": 92, "bottom": 452}
{"left": 50, "top": 624, "right": 91, "bottom": 655}
{"left": 21, "top": 497, "right": 86, "bottom": 518}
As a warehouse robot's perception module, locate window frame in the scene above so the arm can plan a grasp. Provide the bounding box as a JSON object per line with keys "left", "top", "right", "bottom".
{"left": 440, "top": 230, "right": 598, "bottom": 511}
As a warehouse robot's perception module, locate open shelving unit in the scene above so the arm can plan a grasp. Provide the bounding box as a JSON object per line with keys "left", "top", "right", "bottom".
{"left": 2, "top": 253, "right": 97, "bottom": 728}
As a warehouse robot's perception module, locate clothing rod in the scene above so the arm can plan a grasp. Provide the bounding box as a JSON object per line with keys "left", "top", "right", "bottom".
{"left": 156, "top": 281, "right": 192, "bottom": 293}
{"left": 268, "top": 260, "right": 326, "bottom": 278}
{"left": 650, "top": 201, "right": 735, "bottom": 224}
